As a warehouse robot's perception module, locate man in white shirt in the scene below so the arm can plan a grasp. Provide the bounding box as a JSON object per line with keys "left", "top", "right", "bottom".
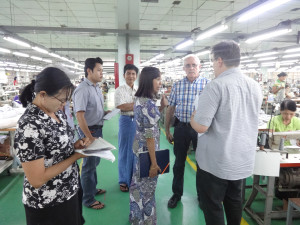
{"left": 114, "top": 64, "right": 138, "bottom": 192}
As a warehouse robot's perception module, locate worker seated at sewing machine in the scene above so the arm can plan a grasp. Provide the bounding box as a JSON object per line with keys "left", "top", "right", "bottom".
{"left": 267, "top": 99, "right": 300, "bottom": 210}
{"left": 268, "top": 100, "right": 300, "bottom": 145}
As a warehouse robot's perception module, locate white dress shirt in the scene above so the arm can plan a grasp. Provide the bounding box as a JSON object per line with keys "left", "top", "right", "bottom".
{"left": 114, "top": 83, "right": 137, "bottom": 116}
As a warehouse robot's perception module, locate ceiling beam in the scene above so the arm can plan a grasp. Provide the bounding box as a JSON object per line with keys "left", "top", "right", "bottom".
{"left": 0, "top": 26, "right": 191, "bottom": 38}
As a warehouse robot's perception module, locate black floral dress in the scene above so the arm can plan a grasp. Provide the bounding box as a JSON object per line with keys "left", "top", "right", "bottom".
{"left": 14, "top": 103, "right": 79, "bottom": 209}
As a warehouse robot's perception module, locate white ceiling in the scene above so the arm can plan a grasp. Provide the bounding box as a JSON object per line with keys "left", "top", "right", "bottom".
{"left": 0, "top": 0, "right": 300, "bottom": 73}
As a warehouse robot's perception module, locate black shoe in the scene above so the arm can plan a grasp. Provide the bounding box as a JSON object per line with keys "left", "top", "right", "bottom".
{"left": 197, "top": 197, "right": 203, "bottom": 210}
{"left": 168, "top": 194, "right": 181, "bottom": 208}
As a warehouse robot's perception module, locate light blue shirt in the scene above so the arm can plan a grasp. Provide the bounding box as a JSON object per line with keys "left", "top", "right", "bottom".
{"left": 72, "top": 78, "right": 104, "bottom": 126}
{"left": 194, "top": 68, "right": 263, "bottom": 180}
{"left": 168, "top": 76, "right": 209, "bottom": 122}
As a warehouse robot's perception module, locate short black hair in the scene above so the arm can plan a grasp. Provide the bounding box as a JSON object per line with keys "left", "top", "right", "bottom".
{"left": 211, "top": 40, "right": 240, "bottom": 67}
{"left": 135, "top": 67, "right": 160, "bottom": 99}
{"left": 123, "top": 64, "right": 139, "bottom": 75}
{"left": 278, "top": 72, "right": 287, "bottom": 77}
{"left": 280, "top": 100, "right": 296, "bottom": 112}
{"left": 84, "top": 57, "right": 103, "bottom": 77}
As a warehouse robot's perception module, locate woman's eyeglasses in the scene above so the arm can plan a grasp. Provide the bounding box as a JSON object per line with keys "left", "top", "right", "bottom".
{"left": 51, "top": 95, "right": 69, "bottom": 104}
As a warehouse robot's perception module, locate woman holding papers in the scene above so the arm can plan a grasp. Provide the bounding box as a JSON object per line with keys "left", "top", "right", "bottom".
{"left": 129, "top": 67, "right": 167, "bottom": 225}
{"left": 14, "top": 67, "right": 89, "bottom": 225}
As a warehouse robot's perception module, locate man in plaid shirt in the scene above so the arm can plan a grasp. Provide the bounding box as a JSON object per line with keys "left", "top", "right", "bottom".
{"left": 165, "top": 54, "right": 209, "bottom": 208}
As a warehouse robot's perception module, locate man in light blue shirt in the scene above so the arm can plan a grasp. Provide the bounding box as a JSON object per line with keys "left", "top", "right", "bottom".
{"left": 165, "top": 54, "right": 209, "bottom": 208}
{"left": 191, "top": 41, "right": 262, "bottom": 225}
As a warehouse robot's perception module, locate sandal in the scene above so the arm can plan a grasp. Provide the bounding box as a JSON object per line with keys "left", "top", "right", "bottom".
{"left": 120, "top": 184, "right": 129, "bottom": 192}
{"left": 88, "top": 200, "right": 105, "bottom": 210}
{"left": 96, "top": 188, "right": 106, "bottom": 195}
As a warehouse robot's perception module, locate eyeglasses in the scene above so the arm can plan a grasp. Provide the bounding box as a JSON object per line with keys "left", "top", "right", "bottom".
{"left": 184, "top": 64, "right": 198, "bottom": 69}
{"left": 51, "top": 95, "right": 69, "bottom": 104}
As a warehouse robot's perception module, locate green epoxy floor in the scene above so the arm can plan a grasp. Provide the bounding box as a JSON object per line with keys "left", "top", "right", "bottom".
{"left": 0, "top": 89, "right": 298, "bottom": 225}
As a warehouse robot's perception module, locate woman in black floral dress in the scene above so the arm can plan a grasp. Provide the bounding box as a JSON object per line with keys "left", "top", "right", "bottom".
{"left": 14, "top": 67, "right": 90, "bottom": 225}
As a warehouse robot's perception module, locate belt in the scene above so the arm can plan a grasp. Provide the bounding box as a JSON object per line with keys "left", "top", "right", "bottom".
{"left": 122, "top": 115, "right": 134, "bottom": 119}
{"left": 88, "top": 125, "right": 103, "bottom": 129}
{"left": 178, "top": 121, "right": 190, "bottom": 126}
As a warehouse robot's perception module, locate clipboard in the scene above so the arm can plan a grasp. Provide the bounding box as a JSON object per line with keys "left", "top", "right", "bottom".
{"left": 139, "top": 149, "right": 170, "bottom": 178}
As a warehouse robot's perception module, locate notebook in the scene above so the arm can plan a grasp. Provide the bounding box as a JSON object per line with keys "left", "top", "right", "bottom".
{"left": 139, "top": 149, "right": 170, "bottom": 178}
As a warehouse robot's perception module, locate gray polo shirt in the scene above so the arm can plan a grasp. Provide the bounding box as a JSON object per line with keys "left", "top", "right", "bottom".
{"left": 194, "top": 68, "right": 262, "bottom": 180}
{"left": 72, "top": 78, "right": 104, "bottom": 126}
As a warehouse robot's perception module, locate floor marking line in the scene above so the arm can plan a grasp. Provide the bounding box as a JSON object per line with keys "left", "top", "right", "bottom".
{"left": 160, "top": 125, "right": 249, "bottom": 225}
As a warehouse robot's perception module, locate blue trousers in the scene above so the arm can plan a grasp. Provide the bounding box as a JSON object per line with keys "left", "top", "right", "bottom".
{"left": 78, "top": 127, "right": 102, "bottom": 207}
{"left": 118, "top": 115, "right": 135, "bottom": 187}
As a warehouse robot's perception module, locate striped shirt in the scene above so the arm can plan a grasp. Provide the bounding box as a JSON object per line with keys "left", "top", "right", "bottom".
{"left": 168, "top": 76, "right": 209, "bottom": 122}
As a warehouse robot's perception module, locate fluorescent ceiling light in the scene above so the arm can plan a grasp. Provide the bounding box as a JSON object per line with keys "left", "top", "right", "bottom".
{"left": 31, "top": 56, "right": 43, "bottom": 61}
{"left": 241, "top": 60, "right": 254, "bottom": 63}
{"left": 42, "top": 59, "right": 52, "bottom": 63}
{"left": 3, "top": 36, "right": 31, "bottom": 48}
{"left": 238, "top": 0, "right": 292, "bottom": 22}
{"left": 253, "top": 51, "right": 278, "bottom": 57}
{"left": 282, "top": 53, "right": 300, "bottom": 58}
{"left": 246, "top": 64, "right": 259, "bottom": 68}
{"left": 13, "top": 52, "right": 29, "bottom": 57}
{"left": 257, "top": 57, "right": 277, "bottom": 61}
{"left": 150, "top": 53, "right": 164, "bottom": 61}
{"left": 60, "top": 57, "right": 70, "bottom": 62}
{"left": 62, "top": 64, "right": 77, "bottom": 69}
{"left": 196, "top": 50, "right": 210, "bottom": 56}
{"left": 49, "top": 53, "right": 61, "bottom": 58}
{"left": 261, "top": 62, "right": 275, "bottom": 66}
{"left": 281, "top": 60, "right": 298, "bottom": 63}
{"left": 0, "top": 47, "right": 11, "bottom": 53}
{"left": 167, "top": 58, "right": 181, "bottom": 65}
{"left": 196, "top": 25, "right": 228, "bottom": 41}
{"left": 285, "top": 47, "right": 300, "bottom": 53}
{"left": 280, "top": 62, "right": 297, "bottom": 66}
{"left": 246, "top": 29, "right": 292, "bottom": 44}
{"left": 175, "top": 39, "right": 194, "bottom": 50}
{"left": 32, "top": 46, "right": 48, "bottom": 54}
{"left": 240, "top": 56, "right": 249, "bottom": 59}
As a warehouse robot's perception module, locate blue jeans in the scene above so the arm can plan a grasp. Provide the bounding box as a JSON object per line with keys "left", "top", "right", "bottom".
{"left": 78, "top": 127, "right": 102, "bottom": 207}
{"left": 118, "top": 115, "right": 135, "bottom": 186}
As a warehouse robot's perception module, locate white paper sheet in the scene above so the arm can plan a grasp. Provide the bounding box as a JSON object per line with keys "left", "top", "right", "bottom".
{"left": 103, "top": 108, "right": 120, "bottom": 120}
{"left": 84, "top": 137, "right": 116, "bottom": 151}
{"left": 76, "top": 149, "right": 115, "bottom": 162}
{"left": 253, "top": 150, "right": 281, "bottom": 177}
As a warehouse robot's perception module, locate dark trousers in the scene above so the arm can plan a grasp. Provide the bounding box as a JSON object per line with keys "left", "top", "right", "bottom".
{"left": 172, "top": 121, "right": 198, "bottom": 197}
{"left": 197, "top": 168, "right": 243, "bottom": 225}
{"left": 24, "top": 190, "right": 84, "bottom": 225}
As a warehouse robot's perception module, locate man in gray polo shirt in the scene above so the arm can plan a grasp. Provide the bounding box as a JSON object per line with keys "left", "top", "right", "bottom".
{"left": 190, "top": 41, "right": 262, "bottom": 225}
{"left": 73, "top": 57, "right": 109, "bottom": 210}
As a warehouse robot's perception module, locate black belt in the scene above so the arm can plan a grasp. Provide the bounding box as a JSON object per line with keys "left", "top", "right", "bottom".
{"left": 122, "top": 115, "right": 134, "bottom": 119}
{"left": 179, "top": 121, "right": 190, "bottom": 125}
{"left": 88, "top": 125, "right": 103, "bottom": 129}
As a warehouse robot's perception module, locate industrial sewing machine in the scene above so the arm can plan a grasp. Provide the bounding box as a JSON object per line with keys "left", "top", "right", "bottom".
{"left": 244, "top": 131, "right": 300, "bottom": 225}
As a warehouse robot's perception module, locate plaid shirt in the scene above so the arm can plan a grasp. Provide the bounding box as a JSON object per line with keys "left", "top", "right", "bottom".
{"left": 169, "top": 76, "right": 209, "bottom": 122}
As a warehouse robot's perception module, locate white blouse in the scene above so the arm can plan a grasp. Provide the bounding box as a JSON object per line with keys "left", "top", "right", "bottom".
{"left": 114, "top": 83, "right": 137, "bottom": 116}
